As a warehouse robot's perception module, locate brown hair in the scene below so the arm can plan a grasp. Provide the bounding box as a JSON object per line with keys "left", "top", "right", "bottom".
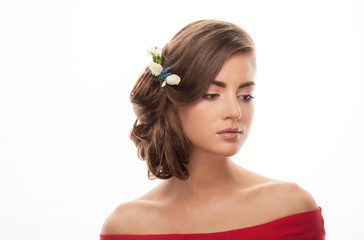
{"left": 130, "top": 20, "right": 255, "bottom": 180}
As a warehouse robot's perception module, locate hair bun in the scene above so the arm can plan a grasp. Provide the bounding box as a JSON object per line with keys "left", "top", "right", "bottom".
{"left": 131, "top": 70, "right": 168, "bottom": 125}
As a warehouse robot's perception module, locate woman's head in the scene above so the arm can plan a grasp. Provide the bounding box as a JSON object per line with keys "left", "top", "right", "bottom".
{"left": 130, "top": 19, "right": 256, "bottom": 180}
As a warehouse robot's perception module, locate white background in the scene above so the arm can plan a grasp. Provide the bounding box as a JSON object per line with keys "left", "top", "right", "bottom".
{"left": 1, "top": 0, "right": 363, "bottom": 239}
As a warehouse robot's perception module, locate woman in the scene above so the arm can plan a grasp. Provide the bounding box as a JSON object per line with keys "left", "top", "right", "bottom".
{"left": 100, "top": 20, "right": 325, "bottom": 239}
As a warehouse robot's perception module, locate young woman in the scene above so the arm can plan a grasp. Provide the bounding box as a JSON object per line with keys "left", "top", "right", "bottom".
{"left": 100, "top": 20, "right": 325, "bottom": 239}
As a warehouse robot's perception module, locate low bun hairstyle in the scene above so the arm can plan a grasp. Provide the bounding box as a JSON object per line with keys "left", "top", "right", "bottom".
{"left": 130, "top": 20, "right": 256, "bottom": 180}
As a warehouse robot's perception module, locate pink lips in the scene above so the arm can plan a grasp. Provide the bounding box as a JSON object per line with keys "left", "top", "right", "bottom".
{"left": 217, "top": 128, "right": 242, "bottom": 140}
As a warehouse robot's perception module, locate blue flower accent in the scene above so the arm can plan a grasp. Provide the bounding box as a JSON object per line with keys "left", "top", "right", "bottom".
{"left": 159, "top": 65, "right": 173, "bottom": 80}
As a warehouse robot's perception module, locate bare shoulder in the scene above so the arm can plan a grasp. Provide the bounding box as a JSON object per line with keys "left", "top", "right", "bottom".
{"left": 100, "top": 201, "right": 138, "bottom": 235}
{"left": 101, "top": 199, "right": 158, "bottom": 235}
{"left": 255, "top": 180, "right": 318, "bottom": 217}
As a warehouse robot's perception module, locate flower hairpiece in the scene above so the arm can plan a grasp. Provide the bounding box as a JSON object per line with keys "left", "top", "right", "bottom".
{"left": 147, "top": 46, "right": 181, "bottom": 87}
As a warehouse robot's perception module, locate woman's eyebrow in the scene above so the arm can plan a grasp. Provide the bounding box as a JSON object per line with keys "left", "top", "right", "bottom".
{"left": 211, "top": 80, "right": 255, "bottom": 88}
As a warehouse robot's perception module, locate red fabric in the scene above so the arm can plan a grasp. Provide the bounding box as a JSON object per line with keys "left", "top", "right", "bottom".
{"left": 100, "top": 207, "right": 325, "bottom": 240}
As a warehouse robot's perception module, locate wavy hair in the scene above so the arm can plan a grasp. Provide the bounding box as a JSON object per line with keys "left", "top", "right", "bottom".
{"left": 130, "top": 20, "right": 255, "bottom": 180}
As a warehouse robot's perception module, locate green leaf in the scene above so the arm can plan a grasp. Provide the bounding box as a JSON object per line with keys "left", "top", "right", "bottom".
{"left": 156, "top": 55, "right": 162, "bottom": 64}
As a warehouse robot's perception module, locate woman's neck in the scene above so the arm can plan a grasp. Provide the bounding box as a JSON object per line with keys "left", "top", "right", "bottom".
{"left": 163, "top": 148, "right": 243, "bottom": 203}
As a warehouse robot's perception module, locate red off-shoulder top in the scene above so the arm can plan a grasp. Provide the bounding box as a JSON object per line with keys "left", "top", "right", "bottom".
{"left": 100, "top": 207, "right": 325, "bottom": 240}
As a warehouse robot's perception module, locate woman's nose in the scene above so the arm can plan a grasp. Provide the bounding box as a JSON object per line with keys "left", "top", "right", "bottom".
{"left": 222, "top": 96, "right": 242, "bottom": 120}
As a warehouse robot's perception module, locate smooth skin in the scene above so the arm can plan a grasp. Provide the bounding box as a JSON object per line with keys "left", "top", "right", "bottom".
{"left": 101, "top": 53, "right": 317, "bottom": 235}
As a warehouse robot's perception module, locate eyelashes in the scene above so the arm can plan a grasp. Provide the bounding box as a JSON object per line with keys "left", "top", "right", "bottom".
{"left": 238, "top": 95, "right": 255, "bottom": 102}
{"left": 202, "top": 94, "right": 219, "bottom": 99}
{"left": 202, "top": 94, "right": 254, "bottom": 102}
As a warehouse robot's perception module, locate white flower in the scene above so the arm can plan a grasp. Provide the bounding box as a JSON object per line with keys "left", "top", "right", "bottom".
{"left": 147, "top": 46, "right": 155, "bottom": 55}
{"left": 154, "top": 47, "right": 162, "bottom": 56}
{"left": 147, "top": 46, "right": 162, "bottom": 57}
{"left": 149, "top": 62, "right": 163, "bottom": 76}
{"left": 165, "top": 74, "right": 181, "bottom": 85}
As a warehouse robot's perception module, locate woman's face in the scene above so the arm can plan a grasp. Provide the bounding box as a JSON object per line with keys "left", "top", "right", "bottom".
{"left": 177, "top": 53, "right": 255, "bottom": 157}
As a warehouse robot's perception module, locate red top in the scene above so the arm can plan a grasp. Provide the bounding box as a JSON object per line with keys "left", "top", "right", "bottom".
{"left": 100, "top": 207, "right": 325, "bottom": 240}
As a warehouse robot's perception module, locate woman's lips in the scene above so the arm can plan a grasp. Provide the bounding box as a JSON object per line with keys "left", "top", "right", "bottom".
{"left": 217, "top": 128, "right": 242, "bottom": 140}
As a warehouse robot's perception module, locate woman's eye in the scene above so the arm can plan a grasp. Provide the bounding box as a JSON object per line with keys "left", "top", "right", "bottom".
{"left": 238, "top": 95, "right": 255, "bottom": 102}
{"left": 202, "top": 94, "right": 219, "bottom": 99}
